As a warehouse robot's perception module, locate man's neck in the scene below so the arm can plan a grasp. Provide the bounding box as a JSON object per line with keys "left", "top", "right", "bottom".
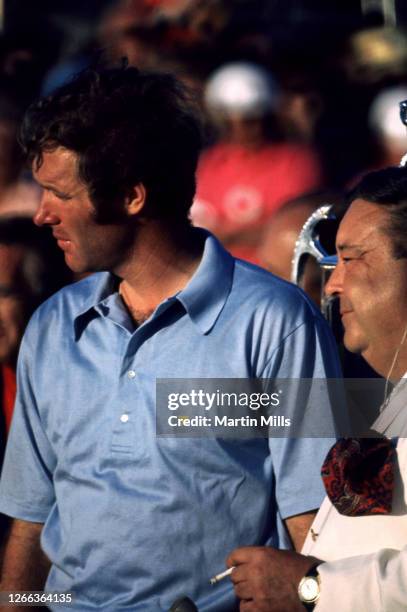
{"left": 365, "top": 344, "right": 407, "bottom": 382}
{"left": 116, "top": 222, "right": 204, "bottom": 320}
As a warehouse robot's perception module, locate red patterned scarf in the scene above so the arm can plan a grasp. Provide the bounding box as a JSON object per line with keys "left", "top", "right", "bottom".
{"left": 321, "top": 437, "right": 396, "bottom": 516}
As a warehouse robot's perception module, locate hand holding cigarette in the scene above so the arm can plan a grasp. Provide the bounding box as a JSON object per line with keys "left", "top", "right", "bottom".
{"left": 210, "top": 566, "right": 235, "bottom": 585}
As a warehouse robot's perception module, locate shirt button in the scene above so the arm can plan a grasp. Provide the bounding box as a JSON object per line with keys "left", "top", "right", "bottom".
{"left": 120, "top": 414, "right": 129, "bottom": 423}
{"left": 127, "top": 370, "right": 136, "bottom": 379}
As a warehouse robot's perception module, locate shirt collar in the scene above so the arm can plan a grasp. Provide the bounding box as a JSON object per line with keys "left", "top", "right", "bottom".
{"left": 73, "top": 272, "right": 119, "bottom": 340}
{"left": 176, "top": 232, "right": 234, "bottom": 334}
{"left": 73, "top": 232, "right": 234, "bottom": 338}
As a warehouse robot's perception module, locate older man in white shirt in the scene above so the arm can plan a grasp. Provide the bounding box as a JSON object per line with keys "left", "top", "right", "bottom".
{"left": 227, "top": 165, "right": 407, "bottom": 612}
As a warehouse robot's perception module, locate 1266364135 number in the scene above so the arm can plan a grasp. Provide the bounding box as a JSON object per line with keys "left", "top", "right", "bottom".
{"left": 0, "top": 591, "right": 74, "bottom": 606}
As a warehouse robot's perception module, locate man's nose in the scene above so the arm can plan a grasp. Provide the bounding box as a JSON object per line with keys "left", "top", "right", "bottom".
{"left": 324, "top": 263, "right": 343, "bottom": 297}
{"left": 33, "top": 195, "right": 59, "bottom": 227}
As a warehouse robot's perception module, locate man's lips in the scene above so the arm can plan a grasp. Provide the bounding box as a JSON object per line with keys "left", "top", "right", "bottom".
{"left": 339, "top": 300, "right": 353, "bottom": 318}
{"left": 53, "top": 233, "right": 72, "bottom": 249}
{"left": 53, "top": 231, "right": 69, "bottom": 240}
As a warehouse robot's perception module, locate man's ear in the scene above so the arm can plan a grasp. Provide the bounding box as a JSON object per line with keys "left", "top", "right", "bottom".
{"left": 125, "top": 183, "right": 146, "bottom": 216}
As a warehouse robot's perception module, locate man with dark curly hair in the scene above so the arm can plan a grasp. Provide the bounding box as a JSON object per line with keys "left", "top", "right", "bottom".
{"left": 0, "top": 66, "right": 343, "bottom": 611}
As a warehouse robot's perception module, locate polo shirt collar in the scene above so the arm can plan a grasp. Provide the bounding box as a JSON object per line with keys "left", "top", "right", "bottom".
{"left": 176, "top": 232, "right": 234, "bottom": 334}
{"left": 73, "top": 272, "right": 119, "bottom": 339}
{"left": 74, "top": 232, "right": 234, "bottom": 338}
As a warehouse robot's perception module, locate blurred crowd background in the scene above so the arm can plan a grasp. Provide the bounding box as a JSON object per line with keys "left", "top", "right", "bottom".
{"left": 1, "top": 0, "right": 406, "bottom": 540}
{"left": 1, "top": 0, "right": 407, "bottom": 264}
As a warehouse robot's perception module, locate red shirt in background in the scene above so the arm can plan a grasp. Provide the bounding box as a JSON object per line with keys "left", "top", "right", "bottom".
{"left": 2, "top": 365, "right": 16, "bottom": 435}
{"left": 191, "top": 142, "right": 322, "bottom": 263}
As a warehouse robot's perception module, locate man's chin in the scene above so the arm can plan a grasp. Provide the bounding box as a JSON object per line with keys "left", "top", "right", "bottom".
{"left": 66, "top": 260, "right": 101, "bottom": 280}
{"left": 64, "top": 251, "right": 110, "bottom": 276}
{"left": 64, "top": 254, "right": 90, "bottom": 275}
{"left": 342, "top": 330, "right": 367, "bottom": 356}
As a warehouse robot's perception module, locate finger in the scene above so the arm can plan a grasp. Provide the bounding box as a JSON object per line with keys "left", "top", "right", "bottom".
{"left": 230, "top": 565, "right": 250, "bottom": 584}
{"left": 227, "top": 546, "right": 267, "bottom": 567}
{"left": 230, "top": 556, "right": 274, "bottom": 585}
{"left": 234, "top": 581, "right": 257, "bottom": 601}
{"left": 241, "top": 601, "right": 270, "bottom": 612}
{"left": 240, "top": 600, "right": 255, "bottom": 612}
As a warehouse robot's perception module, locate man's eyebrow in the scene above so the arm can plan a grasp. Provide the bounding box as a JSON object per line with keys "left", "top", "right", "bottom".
{"left": 337, "top": 243, "right": 364, "bottom": 252}
{"left": 36, "top": 182, "right": 70, "bottom": 196}
{"left": 35, "top": 180, "right": 54, "bottom": 190}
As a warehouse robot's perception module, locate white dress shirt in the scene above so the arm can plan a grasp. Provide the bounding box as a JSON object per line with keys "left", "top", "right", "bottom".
{"left": 302, "top": 376, "right": 407, "bottom": 611}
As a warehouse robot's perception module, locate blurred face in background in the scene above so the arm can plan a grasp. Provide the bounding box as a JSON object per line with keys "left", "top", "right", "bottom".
{"left": 258, "top": 204, "right": 322, "bottom": 305}
{"left": 0, "top": 120, "right": 21, "bottom": 189}
{"left": 224, "top": 115, "right": 267, "bottom": 149}
{"left": 0, "top": 244, "right": 30, "bottom": 366}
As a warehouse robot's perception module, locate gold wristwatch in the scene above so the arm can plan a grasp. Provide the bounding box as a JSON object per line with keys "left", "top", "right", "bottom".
{"left": 298, "top": 564, "right": 321, "bottom": 610}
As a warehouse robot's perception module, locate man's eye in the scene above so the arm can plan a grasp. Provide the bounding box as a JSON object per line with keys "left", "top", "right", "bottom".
{"left": 343, "top": 256, "right": 363, "bottom": 264}
{"left": 44, "top": 189, "right": 72, "bottom": 201}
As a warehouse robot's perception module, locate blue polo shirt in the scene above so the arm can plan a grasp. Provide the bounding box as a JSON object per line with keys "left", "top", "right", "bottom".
{"left": 0, "top": 233, "right": 342, "bottom": 611}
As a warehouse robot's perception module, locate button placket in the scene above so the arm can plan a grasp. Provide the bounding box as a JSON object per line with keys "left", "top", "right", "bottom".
{"left": 111, "top": 361, "right": 138, "bottom": 454}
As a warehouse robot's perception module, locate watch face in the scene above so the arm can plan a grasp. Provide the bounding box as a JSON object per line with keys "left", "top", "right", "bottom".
{"left": 299, "top": 576, "right": 320, "bottom": 602}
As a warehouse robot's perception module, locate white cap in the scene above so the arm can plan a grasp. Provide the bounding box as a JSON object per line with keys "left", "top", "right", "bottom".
{"left": 369, "top": 85, "right": 407, "bottom": 142}
{"left": 204, "top": 62, "right": 279, "bottom": 119}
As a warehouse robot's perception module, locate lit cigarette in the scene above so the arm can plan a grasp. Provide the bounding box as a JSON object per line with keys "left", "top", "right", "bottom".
{"left": 210, "top": 566, "right": 235, "bottom": 585}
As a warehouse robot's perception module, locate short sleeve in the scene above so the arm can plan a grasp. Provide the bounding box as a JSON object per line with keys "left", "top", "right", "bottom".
{"left": 0, "top": 322, "right": 56, "bottom": 523}
{"left": 262, "top": 307, "right": 346, "bottom": 520}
